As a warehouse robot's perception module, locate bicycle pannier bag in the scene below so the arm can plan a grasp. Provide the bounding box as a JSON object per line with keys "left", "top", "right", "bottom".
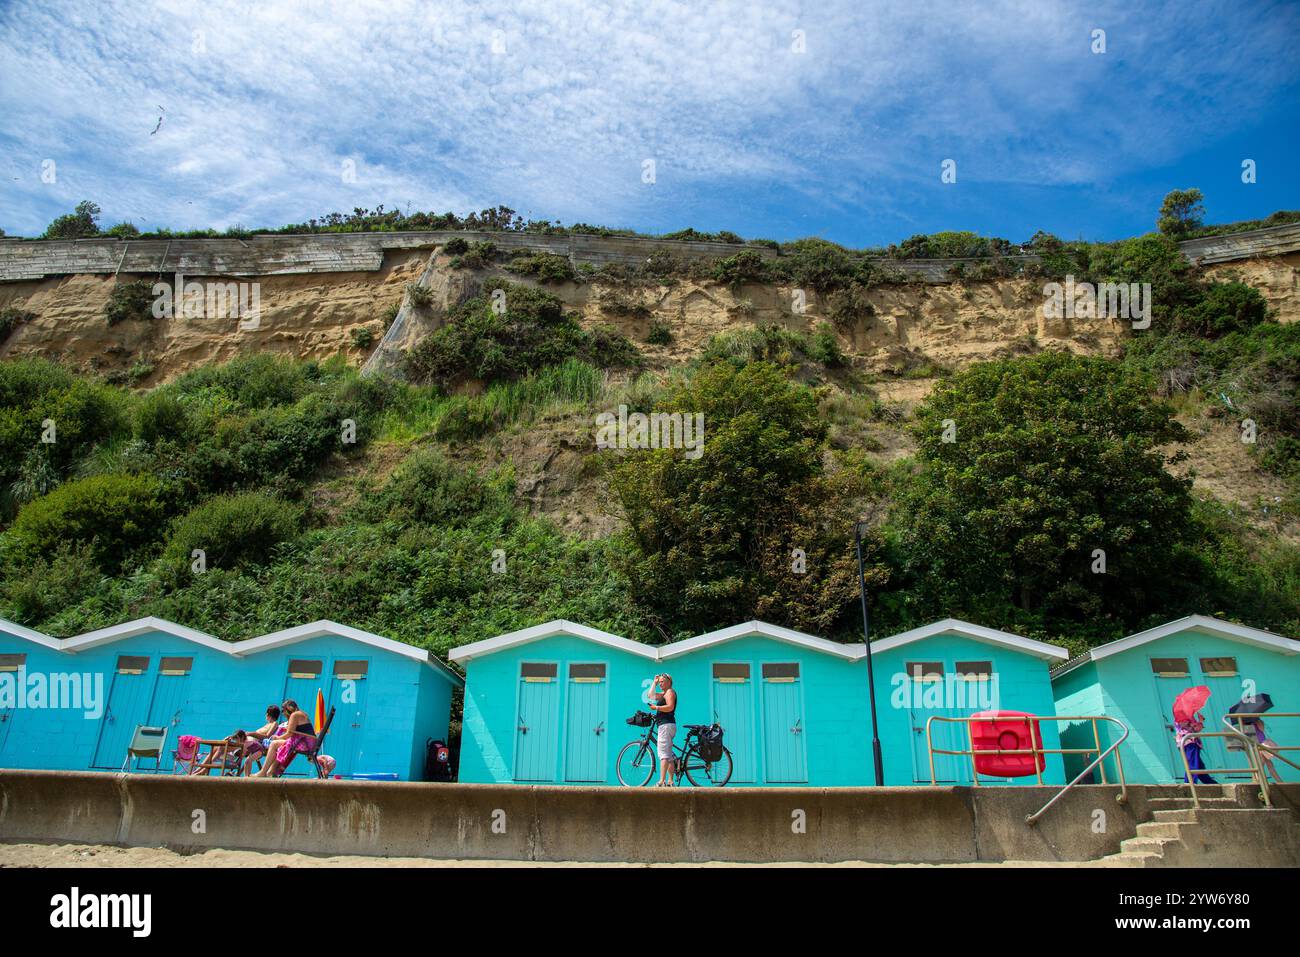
{"left": 627, "top": 711, "right": 653, "bottom": 727}
{"left": 697, "top": 724, "right": 724, "bottom": 761}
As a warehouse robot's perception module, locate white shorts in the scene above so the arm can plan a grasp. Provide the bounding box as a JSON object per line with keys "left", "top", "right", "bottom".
{"left": 657, "top": 724, "right": 677, "bottom": 760}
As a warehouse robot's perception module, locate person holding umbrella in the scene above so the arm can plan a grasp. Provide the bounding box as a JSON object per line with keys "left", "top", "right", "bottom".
{"left": 1173, "top": 685, "right": 1217, "bottom": 784}
{"left": 1228, "top": 693, "right": 1283, "bottom": 784}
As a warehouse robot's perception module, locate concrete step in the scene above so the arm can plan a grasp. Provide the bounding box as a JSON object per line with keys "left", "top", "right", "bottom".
{"left": 1119, "top": 836, "right": 1177, "bottom": 855}
{"left": 1134, "top": 820, "right": 1191, "bottom": 840}
{"left": 1151, "top": 808, "right": 1199, "bottom": 822}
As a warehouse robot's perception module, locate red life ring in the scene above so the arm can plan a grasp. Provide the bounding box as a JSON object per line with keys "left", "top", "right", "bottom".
{"left": 970, "top": 710, "right": 1045, "bottom": 778}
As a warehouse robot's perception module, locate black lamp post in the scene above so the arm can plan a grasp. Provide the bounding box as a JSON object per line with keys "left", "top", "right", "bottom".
{"left": 855, "top": 520, "right": 885, "bottom": 786}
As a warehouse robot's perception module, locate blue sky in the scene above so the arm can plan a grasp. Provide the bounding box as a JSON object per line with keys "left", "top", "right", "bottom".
{"left": 1, "top": 0, "right": 1297, "bottom": 247}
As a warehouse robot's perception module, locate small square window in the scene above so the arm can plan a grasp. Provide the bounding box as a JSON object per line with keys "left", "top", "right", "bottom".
{"left": 762, "top": 662, "right": 800, "bottom": 682}
{"left": 1150, "top": 657, "right": 1189, "bottom": 677}
{"left": 333, "top": 659, "right": 369, "bottom": 679}
{"left": 520, "top": 662, "right": 557, "bottom": 681}
{"left": 956, "top": 661, "right": 993, "bottom": 681}
{"left": 712, "top": 663, "right": 750, "bottom": 682}
{"left": 116, "top": 655, "right": 149, "bottom": 674}
{"left": 569, "top": 663, "right": 606, "bottom": 682}
{"left": 1199, "top": 656, "right": 1237, "bottom": 677}
{"left": 0, "top": 653, "right": 26, "bottom": 672}
{"left": 159, "top": 656, "right": 193, "bottom": 675}
{"left": 906, "top": 661, "right": 944, "bottom": 683}
{"left": 287, "top": 659, "right": 322, "bottom": 678}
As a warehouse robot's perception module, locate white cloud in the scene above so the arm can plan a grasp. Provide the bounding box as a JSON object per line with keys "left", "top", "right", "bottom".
{"left": 0, "top": 0, "right": 1296, "bottom": 236}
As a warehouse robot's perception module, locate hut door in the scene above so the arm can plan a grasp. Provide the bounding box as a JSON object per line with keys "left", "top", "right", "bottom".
{"left": 328, "top": 659, "right": 370, "bottom": 778}
{"left": 280, "top": 658, "right": 325, "bottom": 777}
{"left": 1196, "top": 655, "right": 1246, "bottom": 779}
{"left": 1149, "top": 657, "right": 1193, "bottom": 781}
{"left": 0, "top": 653, "right": 22, "bottom": 755}
{"left": 514, "top": 662, "right": 559, "bottom": 782}
{"left": 91, "top": 656, "right": 153, "bottom": 768}
{"left": 564, "top": 663, "right": 607, "bottom": 782}
{"left": 761, "top": 663, "right": 807, "bottom": 783}
{"left": 712, "top": 663, "right": 755, "bottom": 783}
{"left": 146, "top": 656, "right": 193, "bottom": 735}
{"left": 906, "top": 661, "right": 965, "bottom": 783}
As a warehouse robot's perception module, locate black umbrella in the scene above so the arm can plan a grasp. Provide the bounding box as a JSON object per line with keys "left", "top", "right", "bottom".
{"left": 1228, "top": 693, "right": 1274, "bottom": 727}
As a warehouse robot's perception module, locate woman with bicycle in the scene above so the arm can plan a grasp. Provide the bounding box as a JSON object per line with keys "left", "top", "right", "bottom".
{"left": 649, "top": 673, "right": 678, "bottom": 787}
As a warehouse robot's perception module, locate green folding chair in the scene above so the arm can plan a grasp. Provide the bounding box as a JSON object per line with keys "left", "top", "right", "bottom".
{"left": 121, "top": 725, "right": 168, "bottom": 772}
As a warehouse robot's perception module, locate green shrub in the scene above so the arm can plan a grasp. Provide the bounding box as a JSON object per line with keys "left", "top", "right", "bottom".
{"left": 713, "top": 249, "right": 770, "bottom": 286}
{"left": 104, "top": 279, "right": 156, "bottom": 325}
{"left": 808, "top": 323, "right": 846, "bottom": 367}
{"left": 134, "top": 389, "right": 193, "bottom": 445}
{"left": 404, "top": 282, "right": 640, "bottom": 388}
{"left": 824, "top": 282, "right": 875, "bottom": 330}
{"left": 442, "top": 237, "right": 469, "bottom": 255}
{"left": 0, "top": 358, "right": 128, "bottom": 498}
{"left": 5, "top": 473, "right": 166, "bottom": 570}
{"left": 506, "top": 253, "right": 576, "bottom": 283}
{"left": 160, "top": 491, "right": 301, "bottom": 581}
{"left": 42, "top": 200, "right": 101, "bottom": 240}
{"left": 350, "top": 326, "right": 377, "bottom": 349}
{"left": 406, "top": 283, "right": 433, "bottom": 308}
{"left": 449, "top": 240, "right": 497, "bottom": 270}
{"left": 1178, "top": 282, "right": 1268, "bottom": 337}
{"left": 357, "top": 450, "right": 512, "bottom": 527}
{"left": 0, "top": 306, "right": 35, "bottom": 342}
{"left": 646, "top": 319, "right": 672, "bottom": 345}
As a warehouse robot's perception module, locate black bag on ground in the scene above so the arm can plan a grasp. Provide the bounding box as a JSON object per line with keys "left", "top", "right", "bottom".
{"left": 696, "top": 724, "right": 724, "bottom": 762}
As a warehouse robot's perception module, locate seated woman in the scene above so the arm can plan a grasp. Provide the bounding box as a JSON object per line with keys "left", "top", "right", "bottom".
{"left": 240, "top": 705, "right": 283, "bottom": 776}
{"left": 255, "top": 699, "right": 316, "bottom": 778}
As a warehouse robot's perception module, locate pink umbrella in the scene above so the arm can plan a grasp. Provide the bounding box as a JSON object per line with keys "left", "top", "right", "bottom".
{"left": 1173, "top": 685, "right": 1211, "bottom": 725}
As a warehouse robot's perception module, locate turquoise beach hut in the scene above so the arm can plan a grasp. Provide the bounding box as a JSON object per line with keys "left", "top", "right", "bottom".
{"left": 1052, "top": 615, "right": 1300, "bottom": 784}
{"left": 0, "top": 616, "right": 461, "bottom": 780}
{"left": 452, "top": 617, "right": 1069, "bottom": 787}
{"left": 868, "top": 619, "right": 1070, "bottom": 786}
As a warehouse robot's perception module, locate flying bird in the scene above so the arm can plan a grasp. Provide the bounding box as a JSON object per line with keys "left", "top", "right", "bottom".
{"left": 151, "top": 106, "right": 165, "bottom": 135}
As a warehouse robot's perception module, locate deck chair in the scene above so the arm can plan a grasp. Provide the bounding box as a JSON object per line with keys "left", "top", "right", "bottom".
{"left": 122, "top": 725, "right": 168, "bottom": 772}
{"left": 278, "top": 707, "right": 336, "bottom": 779}
{"left": 171, "top": 734, "right": 201, "bottom": 775}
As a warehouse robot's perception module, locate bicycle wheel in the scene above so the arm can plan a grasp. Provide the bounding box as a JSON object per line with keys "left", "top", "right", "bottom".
{"left": 616, "top": 739, "right": 658, "bottom": 787}
{"left": 683, "top": 746, "right": 733, "bottom": 787}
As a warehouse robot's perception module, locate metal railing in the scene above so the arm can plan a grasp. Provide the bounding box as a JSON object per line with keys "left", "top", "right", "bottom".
{"left": 923, "top": 714, "right": 1130, "bottom": 825}
{"left": 1179, "top": 712, "right": 1299, "bottom": 809}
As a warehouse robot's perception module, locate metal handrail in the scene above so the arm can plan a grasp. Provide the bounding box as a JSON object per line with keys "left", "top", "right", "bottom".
{"left": 1178, "top": 711, "right": 1299, "bottom": 809}
{"left": 922, "top": 714, "right": 1130, "bottom": 825}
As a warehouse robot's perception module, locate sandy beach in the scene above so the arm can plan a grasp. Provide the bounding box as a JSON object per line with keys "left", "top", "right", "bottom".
{"left": 0, "top": 842, "right": 1103, "bottom": 868}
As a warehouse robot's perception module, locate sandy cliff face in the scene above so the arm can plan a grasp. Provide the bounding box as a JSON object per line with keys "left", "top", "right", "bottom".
{"left": 1, "top": 249, "right": 1296, "bottom": 385}
{"left": 0, "top": 251, "right": 426, "bottom": 383}
{"left": 1204, "top": 252, "right": 1300, "bottom": 325}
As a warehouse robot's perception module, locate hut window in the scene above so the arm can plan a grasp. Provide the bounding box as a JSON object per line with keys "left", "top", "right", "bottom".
{"left": 333, "top": 659, "right": 369, "bottom": 680}
{"left": 115, "top": 655, "right": 149, "bottom": 675}
{"left": 761, "top": 662, "right": 800, "bottom": 682}
{"left": 956, "top": 660, "right": 993, "bottom": 681}
{"left": 0, "top": 653, "right": 26, "bottom": 672}
{"left": 159, "top": 656, "right": 193, "bottom": 676}
{"left": 1150, "top": 657, "right": 1189, "bottom": 677}
{"left": 520, "top": 662, "right": 557, "bottom": 682}
{"left": 569, "top": 663, "right": 605, "bottom": 682}
{"left": 287, "top": 659, "right": 322, "bottom": 679}
{"left": 906, "top": 661, "right": 944, "bottom": 683}
{"left": 1199, "top": 656, "right": 1237, "bottom": 677}
{"left": 713, "top": 663, "right": 750, "bottom": 682}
